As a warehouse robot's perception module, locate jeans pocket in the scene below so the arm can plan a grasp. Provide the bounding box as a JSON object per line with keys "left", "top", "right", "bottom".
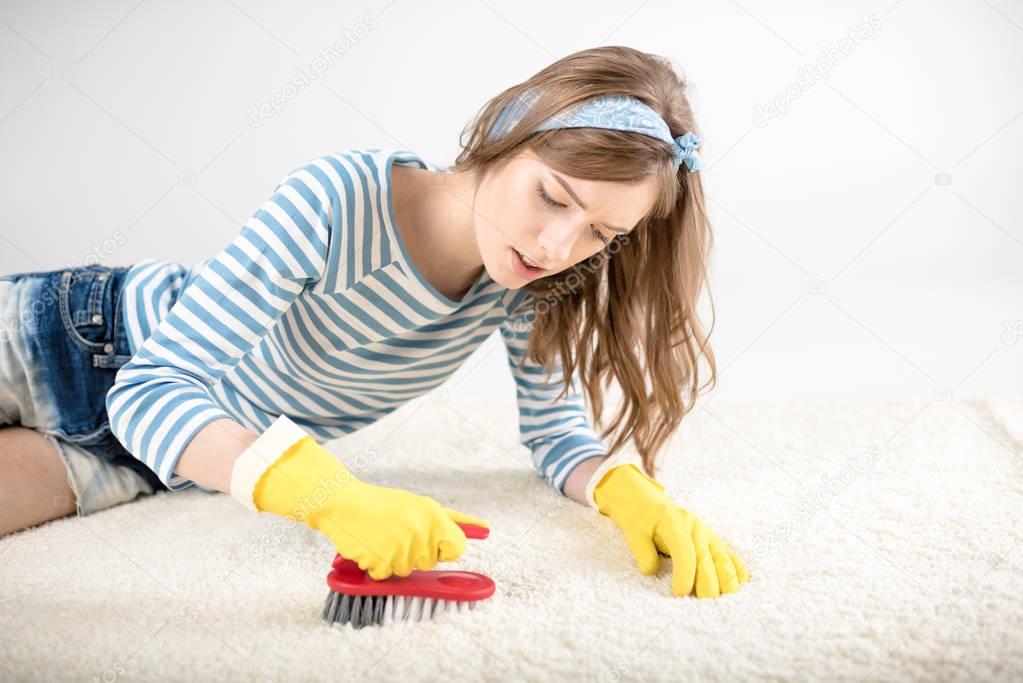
{"left": 59, "top": 267, "right": 116, "bottom": 353}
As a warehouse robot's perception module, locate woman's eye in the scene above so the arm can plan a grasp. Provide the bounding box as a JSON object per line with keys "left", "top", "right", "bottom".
{"left": 536, "top": 182, "right": 609, "bottom": 245}
{"left": 536, "top": 183, "right": 566, "bottom": 209}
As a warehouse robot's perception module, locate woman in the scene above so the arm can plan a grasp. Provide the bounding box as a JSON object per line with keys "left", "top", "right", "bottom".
{"left": 0, "top": 46, "right": 748, "bottom": 598}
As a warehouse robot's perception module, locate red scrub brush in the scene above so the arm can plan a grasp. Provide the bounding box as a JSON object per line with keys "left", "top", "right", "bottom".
{"left": 321, "top": 522, "right": 495, "bottom": 628}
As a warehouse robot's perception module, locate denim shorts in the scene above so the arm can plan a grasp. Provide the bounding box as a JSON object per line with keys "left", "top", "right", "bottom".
{"left": 0, "top": 265, "right": 167, "bottom": 516}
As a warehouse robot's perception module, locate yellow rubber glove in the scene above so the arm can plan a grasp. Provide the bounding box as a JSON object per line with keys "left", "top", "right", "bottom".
{"left": 252, "top": 436, "right": 489, "bottom": 580}
{"left": 593, "top": 464, "right": 750, "bottom": 598}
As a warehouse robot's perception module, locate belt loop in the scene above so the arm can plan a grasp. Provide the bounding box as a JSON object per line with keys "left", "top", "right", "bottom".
{"left": 93, "top": 353, "right": 132, "bottom": 370}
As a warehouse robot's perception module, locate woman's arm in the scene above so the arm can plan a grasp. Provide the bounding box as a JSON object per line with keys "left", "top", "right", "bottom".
{"left": 106, "top": 156, "right": 335, "bottom": 491}
{"left": 498, "top": 293, "right": 611, "bottom": 496}
{"left": 172, "top": 418, "right": 259, "bottom": 493}
{"left": 562, "top": 453, "right": 607, "bottom": 506}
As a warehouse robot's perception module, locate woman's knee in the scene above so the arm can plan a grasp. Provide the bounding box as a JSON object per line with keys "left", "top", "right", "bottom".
{"left": 0, "top": 426, "right": 77, "bottom": 536}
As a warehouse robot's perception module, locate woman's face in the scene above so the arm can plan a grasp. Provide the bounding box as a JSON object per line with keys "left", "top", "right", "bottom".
{"left": 472, "top": 149, "right": 661, "bottom": 288}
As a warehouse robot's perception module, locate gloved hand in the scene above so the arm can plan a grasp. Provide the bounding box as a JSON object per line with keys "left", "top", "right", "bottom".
{"left": 231, "top": 417, "right": 488, "bottom": 581}
{"left": 593, "top": 463, "right": 749, "bottom": 598}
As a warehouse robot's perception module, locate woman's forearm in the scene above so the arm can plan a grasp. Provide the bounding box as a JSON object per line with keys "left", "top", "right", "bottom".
{"left": 563, "top": 455, "right": 608, "bottom": 506}
{"left": 175, "top": 421, "right": 609, "bottom": 504}
{"left": 173, "top": 418, "right": 260, "bottom": 493}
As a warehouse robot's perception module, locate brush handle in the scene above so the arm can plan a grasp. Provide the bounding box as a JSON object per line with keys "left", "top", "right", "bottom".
{"left": 457, "top": 522, "right": 489, "bottom": 540}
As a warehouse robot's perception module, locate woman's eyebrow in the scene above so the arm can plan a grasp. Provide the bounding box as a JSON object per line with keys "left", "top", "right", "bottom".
{"left": 550, "top": 172, "right": 631, "bottom": 233}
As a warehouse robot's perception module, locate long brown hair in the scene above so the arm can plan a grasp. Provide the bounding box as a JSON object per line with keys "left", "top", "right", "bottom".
{"left": 451, "top": 46, "right": 717, "bottom": 479}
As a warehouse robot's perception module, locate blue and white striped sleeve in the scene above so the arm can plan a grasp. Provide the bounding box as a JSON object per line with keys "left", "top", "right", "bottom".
{"left": 106, "top": 157, "right": 335, "bottom": 490}
{"left": 499, "top": 294, "right": 609, "bottom": 495}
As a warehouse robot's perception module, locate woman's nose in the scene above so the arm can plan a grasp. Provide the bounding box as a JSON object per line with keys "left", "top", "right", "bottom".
{"left": 537, "top": 221, "right": 578, "bottom": 264}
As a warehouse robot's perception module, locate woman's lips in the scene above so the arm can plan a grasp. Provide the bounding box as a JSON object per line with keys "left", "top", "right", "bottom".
{"left": 516, "top": 248, "right": 544, "bottom": 269}
{"left": 510, "top": 246, "right": 548, "bottom": 279}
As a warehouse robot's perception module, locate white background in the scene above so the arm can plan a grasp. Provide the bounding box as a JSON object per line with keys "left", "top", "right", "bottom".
{"left": 0, "top": 0, "right": 1019, "bottom": 403}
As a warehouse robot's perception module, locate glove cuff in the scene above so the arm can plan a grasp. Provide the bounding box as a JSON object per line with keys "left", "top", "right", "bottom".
{"left": 583, "top": 449, "right": 647, "bottom": 510}
{"left": 229, "top": 414, "right": 310, "bottom": 512}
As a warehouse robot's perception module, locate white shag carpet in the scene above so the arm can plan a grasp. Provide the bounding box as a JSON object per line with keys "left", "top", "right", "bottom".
{"left": 1, "top": 395, "right": 1021, "bottom": 682}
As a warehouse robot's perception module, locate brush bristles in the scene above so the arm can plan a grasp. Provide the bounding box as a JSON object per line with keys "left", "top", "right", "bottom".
{"left": 322, "top": 591, "right": 479, "bottom": 629}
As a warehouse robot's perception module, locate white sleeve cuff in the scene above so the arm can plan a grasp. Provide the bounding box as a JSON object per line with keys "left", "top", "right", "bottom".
{"left": 229, "top": 415, "right": 310, "bottom": 512}
{"left": 583, "top": 449, "right": 646, "bottom": 510}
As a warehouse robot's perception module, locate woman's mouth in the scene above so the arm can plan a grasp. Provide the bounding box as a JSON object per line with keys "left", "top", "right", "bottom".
{"left": 510, "top": 246, "right": 548, "bottom": 279}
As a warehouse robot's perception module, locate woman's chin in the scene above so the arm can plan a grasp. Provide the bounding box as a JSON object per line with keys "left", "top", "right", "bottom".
{"left": 493, "top": 273, "right": 528, "bottom": 289}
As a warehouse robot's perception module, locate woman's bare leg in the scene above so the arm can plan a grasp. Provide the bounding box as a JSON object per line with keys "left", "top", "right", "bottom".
{"left": 0, "top": 427, "right": 77, "bottom": 536}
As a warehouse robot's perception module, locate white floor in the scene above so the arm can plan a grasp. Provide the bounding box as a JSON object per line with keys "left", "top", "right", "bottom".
{"left": 1, "top": 395, "right": 1021, "bottom": 682}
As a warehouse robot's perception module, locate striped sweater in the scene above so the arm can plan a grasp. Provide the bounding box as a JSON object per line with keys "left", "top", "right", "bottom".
{"left": 106, "top": 148, "right": 609, "bottom": 496}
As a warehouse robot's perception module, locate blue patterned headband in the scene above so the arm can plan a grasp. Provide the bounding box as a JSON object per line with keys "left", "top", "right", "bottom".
{"left": 488, "top": 88, "right": 704, "bottom": 172}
